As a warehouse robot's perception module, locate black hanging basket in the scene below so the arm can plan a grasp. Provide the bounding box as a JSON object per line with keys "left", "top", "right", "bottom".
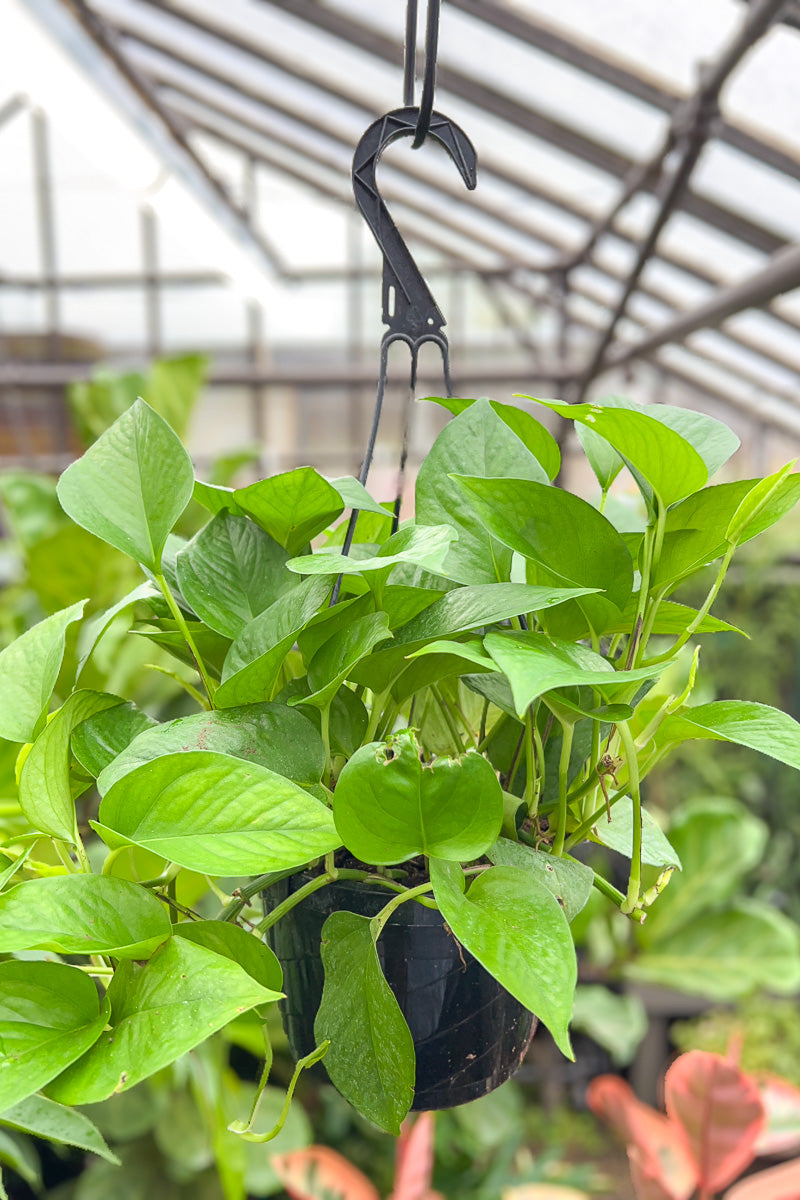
{"left": 264, "top": 875, "right": 537, "bottom": 1111}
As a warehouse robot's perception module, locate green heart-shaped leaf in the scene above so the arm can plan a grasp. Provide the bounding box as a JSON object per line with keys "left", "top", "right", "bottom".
{"left": 57, "top": 398, "right": 194, "bottom": 571}
{"left": 288, "top": 523, "right": 457, "bottom": 580}
{"left": 0, "top": 601, "right": 85, "bottom": 744}
{"left": 173, "top": 920, "right": 282, "bottom": 992}
{"left": 314, "top": 912, "right": 414, "bottom": 1134}
{"left": 96, "top": 750, "right": 340, "bottom": 874}
{"left": 235, "top": 468, "right": 344, "bottom": 556}
{"left": 661, "top": 700, "right": 800, "bottom": 771}
{"left": 452, "top": 475, "right": 632, "bottom": 638}
{"left": 46, "top": 938, "right": 281, "bottom": 1105}
{"left": 429, "top": 859, "right": 576, "bottom": 1057}
{"left": 97, "top": 702, "right": 324, "bottom": 793}
{"left": 487, "top": 839, "right": 593, "bottom": 922}
{"left": 591, "top": 797, "right": 682, "bottom": 871}
{"left": 176, "top": 512, "right": 292, "bottom": 638}
{"left": 0, "top": 875, "right": 171, "bottom": 958}
{"left": 415, "top": 399, "right": 548, "bottom": 584}
{"left": 0, "top": 1095, "right": 119, "bottom": 1165}
{"left": 216, "top": 577, "right": 331, "bottom": 708}
{"left": 19, "top": 690, "right": 123, "bottom": 841}
{"left": 485, "top": 630, "right": 659, "bottom": 717}
{"left": 0, "top": 962, "right": 109, "bottom": 1110}
{"left": 334, "top": 730, "right": 503, "bottom": 864}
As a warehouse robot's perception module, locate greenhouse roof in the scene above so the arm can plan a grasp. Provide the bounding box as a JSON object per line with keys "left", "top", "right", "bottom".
{"left": 5, "top": 0, "right": 800, "bottom": 434}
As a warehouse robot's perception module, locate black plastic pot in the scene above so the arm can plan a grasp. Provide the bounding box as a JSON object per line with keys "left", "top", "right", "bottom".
{"left": 264, "top": 875, "right": 537, "bottom": 1111}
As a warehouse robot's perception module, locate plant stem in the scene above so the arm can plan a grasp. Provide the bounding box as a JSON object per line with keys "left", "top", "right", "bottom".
{"left": 320, "top": 703, "right": 333, "bottom": 788}
{"left": 363, "top": 689, "right": 390, "bottom": 743}
{"left": 617, "top": 720, "right": 642, "bottom": 914}
{"left": 643, "top": 542, "right": 736, "bottom": 667}
{"left": 370, "top": 881, "right": 436, "bottom": 940}
{"left": 218, "top": 867, "right": 300, "bottom": 922}
{"left": 478, "top": 711, "right": 508, "bottom": 753}
{"left": 552, "top": 721, "right": 574, "bottom": 857}
{"left": 524, "top": 708, "right": 536, "bottom": 817}
{"left": 591, "top": 870, "right": 646, "bottom": 923}
{"left": 155, "top": 571, "right": 217, "bottom": 705}
{"left": 563, "top": 784, "right": 627, "bottom": 852}
{"left": 432, "top": 684, "right": 464, "bottom": 754}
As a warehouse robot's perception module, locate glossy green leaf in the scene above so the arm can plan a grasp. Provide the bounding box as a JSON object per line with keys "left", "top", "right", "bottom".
{"left": 422, "top": 396, "right": 561, "bottom": 479}
{"left": 76, "top": 582, "right": 157, "bottom": 679}
{"left": 288, "top": 523, "right": 457, "bottom": 580}
{"left": 176, "top": 512, "right": 292, "bottom": 638}
{"left": 314, "top": 911, "right": 414, "bottom": 1134}
{"left": 726, "top": 461, "right": 800, "bottom": 545}
{"left": 235, "top": 468, "right": 344, "bottom": 556}
{"left": 334, "top": 730, "right": 503, "bottom": 864}
{"left": 46, "top": 938, "right": 281, "bottom": 1105}
{"left": 0, "top": 875, "right": 171, "bottom": 958}
{"left": 653, "top": 480, "right": 755, "bottom": 589}
{"left": 576, "top": 423, "right": 624, "bottom": 491}
{"left": 641, "top": 797, "right": 767, "bottom": 942}
{"left": 98, "top": 702, "right": 324, "bottom": 793}
{"left": 661, "top": 700, "right": 800, "bottom": 771}
{"left": 131, "top": 621, "right": 232, "bottom": 678}
{"left": 486, "top": 839, "right": 593, "bottom": 922}
{"left": 429, "top": 859, "right": 576, "bottom": 1057}
{"left": 215, "top": 577, "right": 331, "bottom": 708}
{"left": 484, "top": 630, "right": 659, "bottom": 718}
{"left": 626, "top": 902, "right": 800, "bottom": 1000}
{"left": 353, "top": 583, "right": 596, "bottom": 695}
{"left": 192, "top": 480, "right": 244, "bottom": 516}
{"left": 415, "top": 398, "right": 548, "bottom": 584}
{"left": 0, "top": 961, "right": 109, "bottom": 1110}
{"left": 591, "top": 796, "right": 682, "bottom": 870}
{"left": 328, "top": 476, "right": 391, "bottom": 517}
{"left": 604, "top": 598, "right": 744, "bottom": 637}
{"left": 19, "top": 690, "right": 123, "bottom": 841}
{"left": 453, "top": 474, "right": 632, "bottom": 637}
{"left": 0, "top": 1095, "right": 119, "bottom": 1164}
{"left": 0, "top": 600, "right": 85, "bottom": 743}
{"left": 96, "top": 750, "right": 340, "bottom": 874}
{"left": 173, "top": 920, "right": 282, "bottom": 992}
{"left": 530, "top": 398, "right": 708, "bottom": 507}
{"left": 297, "top": 612, "right": 391, "bottom": 710}
{"left": 71, "top": 702, "right": 157, "bottom": 778}
{"left": 57, "top": 398, "right": 194, "bottom": 571}
{"left": 575, "top": 397, "right": 739, "bottom": 478}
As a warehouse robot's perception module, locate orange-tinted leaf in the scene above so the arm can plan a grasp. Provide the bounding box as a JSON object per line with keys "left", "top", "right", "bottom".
{"left": 628, "top": 1146, "right": 687, "bottom": 1200}
{"left": 756, "top": 1074, "right": 800, "bottom": 1156}
{"left": 390, "top": 1113, "right": 435, "bottom": 1200}
{"left": 587, "top": 1075, "right": 696, "bottom": 1198}
{"left": 665, "top": 1051, "right": 765, "bottom": 1193}
{"left": 271, "top": 1146, "right": 381, "bottom": 1200}
{"left": 724, "top": 1157, "right": 800, "bottom": 1200}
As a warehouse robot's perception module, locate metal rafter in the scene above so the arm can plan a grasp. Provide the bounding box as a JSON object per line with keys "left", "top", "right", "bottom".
{"left": 108, "top": 0, "right": 800, "bottom": 348}
{"left": 255, "top": 0, "right": 785, "bottom": 255}
{"left": 154, "top": 70, "right": 800, "bottom": 385}
{"left": 573, "top": 0, "right": 787, "bottom": 397}
{"left": 41, "top": 0, "right": 289, "bottom": 278}
{"left": 450, "top": 0, "right": 800, "bottom": 186}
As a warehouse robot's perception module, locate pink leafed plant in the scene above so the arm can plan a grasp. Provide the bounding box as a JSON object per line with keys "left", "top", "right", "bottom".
{"left": 271, "top": 1112, "right": 444, "bottom": 1200}
{"left": 588, "top": 1049, "right": 800, "bottom": 1199}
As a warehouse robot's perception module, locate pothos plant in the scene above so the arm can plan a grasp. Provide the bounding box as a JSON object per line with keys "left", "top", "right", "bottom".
{"left": 1, "top": 391, "right": 800, "bottom": 1169}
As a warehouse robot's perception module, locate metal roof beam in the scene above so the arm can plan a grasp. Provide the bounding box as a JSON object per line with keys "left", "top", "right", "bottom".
{"left": 155, "top": 73, "right": 800, "bottom": 383}
{"left": 257, "top": 0, "right": 784, "bottom": 256}
{"left": 113, "top": 3, "right": 800, "bottom": 337}
{"left": 608, "top": 241, "right": 800, "bottom": 369}
{"left": 47, "top": 0, "right": 289, "bottom": 278}
{"left": 574, "top": 0, "right": 786, "bottom": 396}
{"left": 450, "top": 0, "right": 800, "bottom": 185}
